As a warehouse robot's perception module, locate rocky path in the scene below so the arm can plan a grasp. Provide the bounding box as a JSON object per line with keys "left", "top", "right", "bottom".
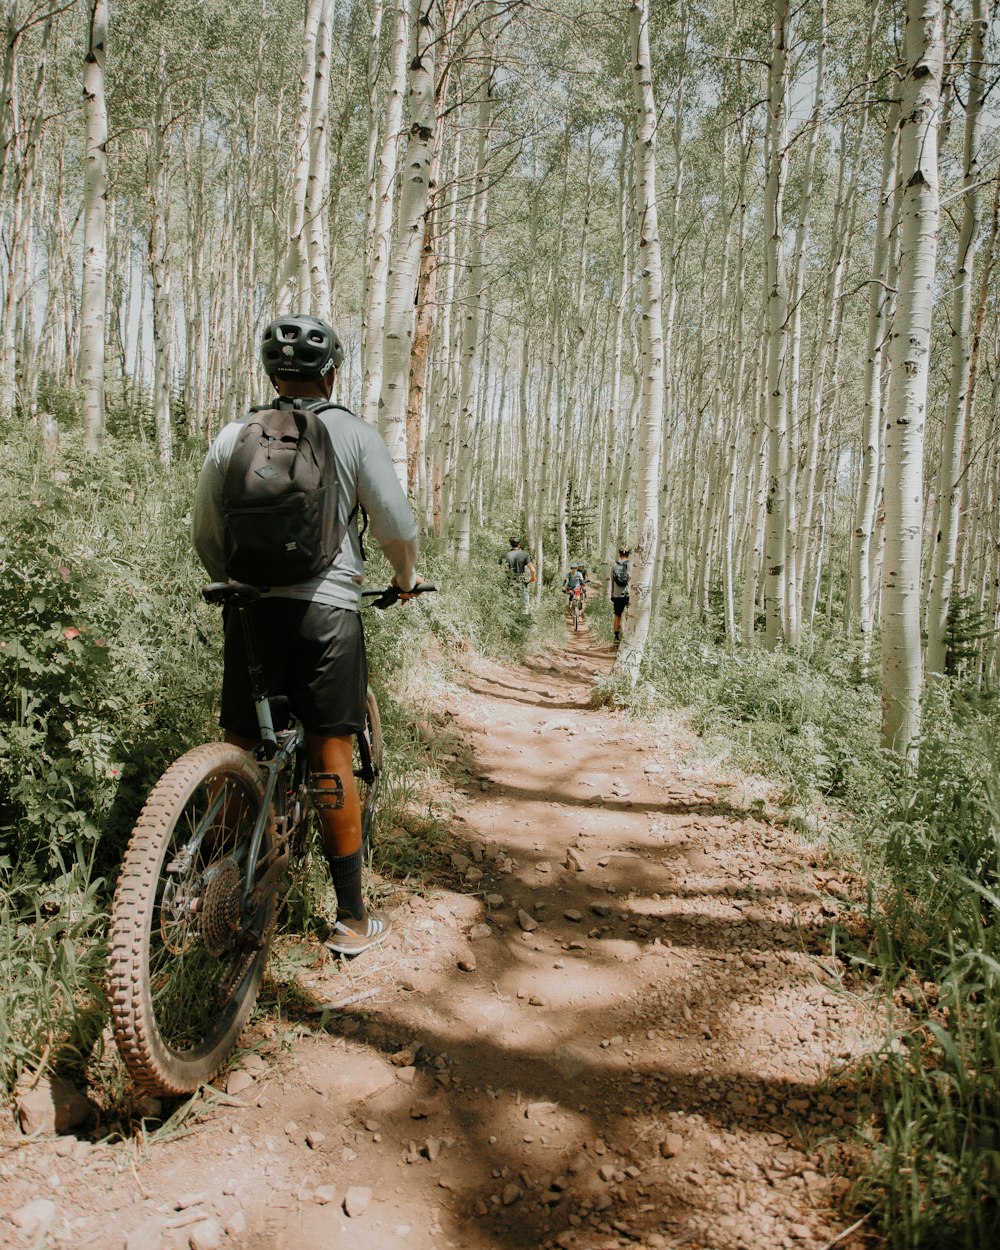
{"left": 1, "top": 622, "right": 875, "bottom": 1250}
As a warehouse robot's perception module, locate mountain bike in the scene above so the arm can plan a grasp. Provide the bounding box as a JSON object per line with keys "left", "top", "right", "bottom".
{"left": 568, "top": 585, "right": 584, "bottom": 631}
{"left": 107, "top": 580, "right": 434, "bottom": 1096}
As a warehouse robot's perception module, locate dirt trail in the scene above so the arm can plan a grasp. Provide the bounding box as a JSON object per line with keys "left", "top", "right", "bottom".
{"left": 1, "top": 622, "right": 874, "bottom": 1250}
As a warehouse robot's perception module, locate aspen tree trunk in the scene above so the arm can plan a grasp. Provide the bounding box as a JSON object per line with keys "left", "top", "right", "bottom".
{"left": 305, "top": 0, "right": 334, "bottom": 322}
{"left": 762, "top": 0, "right": 789, "bottom": 652}
{"left": 619, "top": 0, "right": 664, "bottom": 682}
{"left": 517, "top": 184, "right": 539, "bottom": 551}
{"left": 275, "top": 0, "right": 322, "bottom": 312}
{"left": 362, "top": 0, "right": 408, "bottom": 424}
{"left": 924, "top": 0, "right": 989, "bottom": 677}
{"left": 722, "top": 120, "right": 751, "bottom": 646}
{"left": 148, "top": 67, "right": 173, "bottom": 467}
{"left": 782, "top": 0, "right": 825, "bottom": 645}
{"left": 599, "top": 125, "right": 629, "bottom": 560}
{"left": 378, "top": 0, "right": 436, "bottom": 488}
{"left": 741, "top": 325, "right": 769, "bottom": 643}
{"left": 407, "top": 205, "right": 437, "bottom": 499}
{"left": 428, "top": 129, "right": 461, "bottom": 533}
{"left": 79, "top": 0, "right": 108, "bottom": 449}
{"left": 881, "top": 0, "right": 944, "bottom": 756}
{"left": 851, "top": 95, "right": 900, "bottom": 651}
{"left": 407, "top": 0, "right": 457, "bottom": 498}
{"left": 454, "top": 13, "right": 494, "bottom": 565}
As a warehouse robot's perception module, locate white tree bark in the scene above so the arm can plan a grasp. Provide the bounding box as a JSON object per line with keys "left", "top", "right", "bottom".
{"left": 147, "top": 59, "right": 173, "bottom": 467}
{"left": 362, "top": 0, "right": 409, "bottom": 424}
{"left": 378, "top": 0, "right": 436, "bottom": 487}
{"left": 304, "top": 0, "right": 334, "bottom": 322}
{"left": 618, "top": 0, "right": 664, "bottom": 682}
{"left": 850, "top": 93, "right": 900, "bottom": 652}
{"left": 924, "top": 0, "right": 989, "bottom": 677}
{"left": 762, "top": 0, "right": 789, "bottom": 652}
{"left": 880, "top": 0, "right": 944, "bottom": 756}
{"left": 454, "top": 11, "right": 494, "bottom": 565}
{"left": 275, "top": 0, "right": 322, "bottom": 312}
{"left": 81, "top": 3, "right": 112, "bottom": 442}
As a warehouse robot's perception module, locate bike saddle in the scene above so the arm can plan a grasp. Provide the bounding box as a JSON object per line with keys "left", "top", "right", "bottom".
{"left": 203, "top": 582, "right": 262, "bottom": 605}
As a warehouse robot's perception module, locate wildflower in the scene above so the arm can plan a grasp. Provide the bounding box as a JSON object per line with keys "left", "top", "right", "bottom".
{"left": 58, "top": 567, "right": 70, "bottom": 582}
{"left": 64, "top": 627, "right": 79, "bottom": 640}
{"left": 95, "top": 637, "right": 106, "bottom": 647}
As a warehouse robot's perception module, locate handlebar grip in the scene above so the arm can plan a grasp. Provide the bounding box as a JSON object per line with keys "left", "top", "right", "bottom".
{"left": 367, "top": 582, "right": 438, "bottom": 609}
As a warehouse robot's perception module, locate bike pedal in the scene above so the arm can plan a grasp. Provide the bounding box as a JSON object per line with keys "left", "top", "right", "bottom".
{"left": 309, "top": 772, "right": 345, "bottom": 811}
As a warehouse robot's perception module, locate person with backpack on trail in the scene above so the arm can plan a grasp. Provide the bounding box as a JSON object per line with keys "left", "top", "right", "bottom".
{"left": 611, "top": 547, "right": 631, "bottom": 646}
{"left": 499, "top": 536, "right": 535, "bottom": 611}
{"left": 192, "top": 312, "right": 421, "bottom": 956}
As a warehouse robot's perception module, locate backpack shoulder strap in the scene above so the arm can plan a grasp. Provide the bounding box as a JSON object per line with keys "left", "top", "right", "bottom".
{"left": 307, "top": 401, "right": 369, "bottom": 559}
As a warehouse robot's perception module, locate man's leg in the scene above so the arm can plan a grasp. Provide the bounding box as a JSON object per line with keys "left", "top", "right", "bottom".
{"left": 305, "top": 732, "right": 366, "bottom": 922}
{"left": 225, "top": 729, "right": 371, "bottom": 928}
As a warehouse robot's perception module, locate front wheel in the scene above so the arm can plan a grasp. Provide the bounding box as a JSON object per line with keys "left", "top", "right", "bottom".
{"left": 572, "top": 598, "right": 580, "bottom": 631}
{"left": 108, "top": 743, "right": 275, "bottom": 1096}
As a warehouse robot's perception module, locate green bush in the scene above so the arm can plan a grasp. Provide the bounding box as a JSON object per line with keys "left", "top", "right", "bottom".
{"left": 0, "top": 432, "right": 220, "bottom": 873}
{"left": 629, "top": 598, "right": 886, "bottom": 817}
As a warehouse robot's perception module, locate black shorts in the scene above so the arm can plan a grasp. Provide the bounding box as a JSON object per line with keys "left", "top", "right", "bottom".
{"left": 220, "top": 598, "right": 368, "bottom": 739}
{"left": 612, "top": 594, "right": 630, "bottom": 615}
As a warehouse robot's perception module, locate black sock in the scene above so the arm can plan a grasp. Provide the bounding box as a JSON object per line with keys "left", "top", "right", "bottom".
{"left": 326, "top": 848, "right": 365, "bottom": 921}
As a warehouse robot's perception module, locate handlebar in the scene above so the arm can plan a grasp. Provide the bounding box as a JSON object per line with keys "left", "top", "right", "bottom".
{"left": 361, "top": 582, "right": 438, "bottom": 610}
{"left": 203, "top": 581, "right": 437, "bottom": 610}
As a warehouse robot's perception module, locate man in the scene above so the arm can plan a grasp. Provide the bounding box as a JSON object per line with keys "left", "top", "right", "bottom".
{"left": 192, "top": 312, "right": 420, "bottom": 956}
{"left": 611, "top": 546, "right": 631, "bottom": 646}
{"left": 499, "top": 537, "right": 535, "bottom": 611}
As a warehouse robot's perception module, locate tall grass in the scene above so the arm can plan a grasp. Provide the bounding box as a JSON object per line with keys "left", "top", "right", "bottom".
{"left": 857, "top": 691, "right": 1000, "bottom": 1248}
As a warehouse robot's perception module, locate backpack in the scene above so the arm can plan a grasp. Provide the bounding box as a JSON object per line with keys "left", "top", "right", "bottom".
{"left": 612, "top": 560, "right": 630, "bottom": 590}
{"left": 221, "top": 401, "right": 348, "bottom": 587}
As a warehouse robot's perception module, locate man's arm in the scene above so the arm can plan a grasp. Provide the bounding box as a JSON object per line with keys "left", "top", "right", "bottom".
{"left": 191, "top": 440, "right": 231, "bottom": 582}
{"left": 356, "top": 425, "right": 419, "bottom": 591}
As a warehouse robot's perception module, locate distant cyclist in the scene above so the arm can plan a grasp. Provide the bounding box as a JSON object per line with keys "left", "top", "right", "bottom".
{"left": 499, "top": 537, "right": 535, "bottom": 611}
{"left": 563, "top": 562, "right": 586, "bottom": 614}
{"left": 611, "top": 546, "right": 631, "bottom": 646}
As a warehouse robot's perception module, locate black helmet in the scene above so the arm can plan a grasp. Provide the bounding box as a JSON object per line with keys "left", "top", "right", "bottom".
{"left": 509, "top": 537, "right": 521, "bottom": 548}
{"left": 618, "top": 547, "right": 630, "bottom": 558}
{"left": 261, "top": 313, "right": 344, "bottom": 380}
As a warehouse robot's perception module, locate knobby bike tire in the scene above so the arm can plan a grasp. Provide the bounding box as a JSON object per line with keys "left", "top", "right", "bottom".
{"left": 108, "top": 743, "right": 276, "bottom": 1096}
{"left": 357, "top": 688, "right": 384, "bottom": 860}
{"left": 572, "top": 600, "right": 580, "bottom": 631}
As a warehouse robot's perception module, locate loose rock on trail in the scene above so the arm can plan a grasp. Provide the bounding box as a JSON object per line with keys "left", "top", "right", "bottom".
{"left": 1, "top": 622, "right": 875, "bottom": 1250}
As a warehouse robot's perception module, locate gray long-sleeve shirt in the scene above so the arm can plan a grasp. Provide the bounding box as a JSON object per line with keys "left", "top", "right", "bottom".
{"left": 192, "top": 399, "right": 418, "bottom": 611}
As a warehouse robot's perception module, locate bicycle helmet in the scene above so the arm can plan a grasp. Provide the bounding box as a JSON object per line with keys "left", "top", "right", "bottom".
{"left": 260, "top": 313, "right": 344, "bottom": 380}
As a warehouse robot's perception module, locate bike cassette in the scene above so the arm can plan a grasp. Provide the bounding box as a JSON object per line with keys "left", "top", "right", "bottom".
{"left": 200, "top": 857, "right": 243, "bottom": 956}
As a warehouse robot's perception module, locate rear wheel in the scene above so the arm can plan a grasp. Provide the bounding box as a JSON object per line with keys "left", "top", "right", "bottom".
{"left": 108, "top": 743, "right": 275, "bottom": 1096}
{"left": 355, "top": 688, "right": 384, "bottom": 859}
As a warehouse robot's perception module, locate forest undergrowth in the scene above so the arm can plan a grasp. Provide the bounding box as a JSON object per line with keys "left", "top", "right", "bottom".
{"left": 2, "top": 424, "right": 998, "bottom": 1247}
